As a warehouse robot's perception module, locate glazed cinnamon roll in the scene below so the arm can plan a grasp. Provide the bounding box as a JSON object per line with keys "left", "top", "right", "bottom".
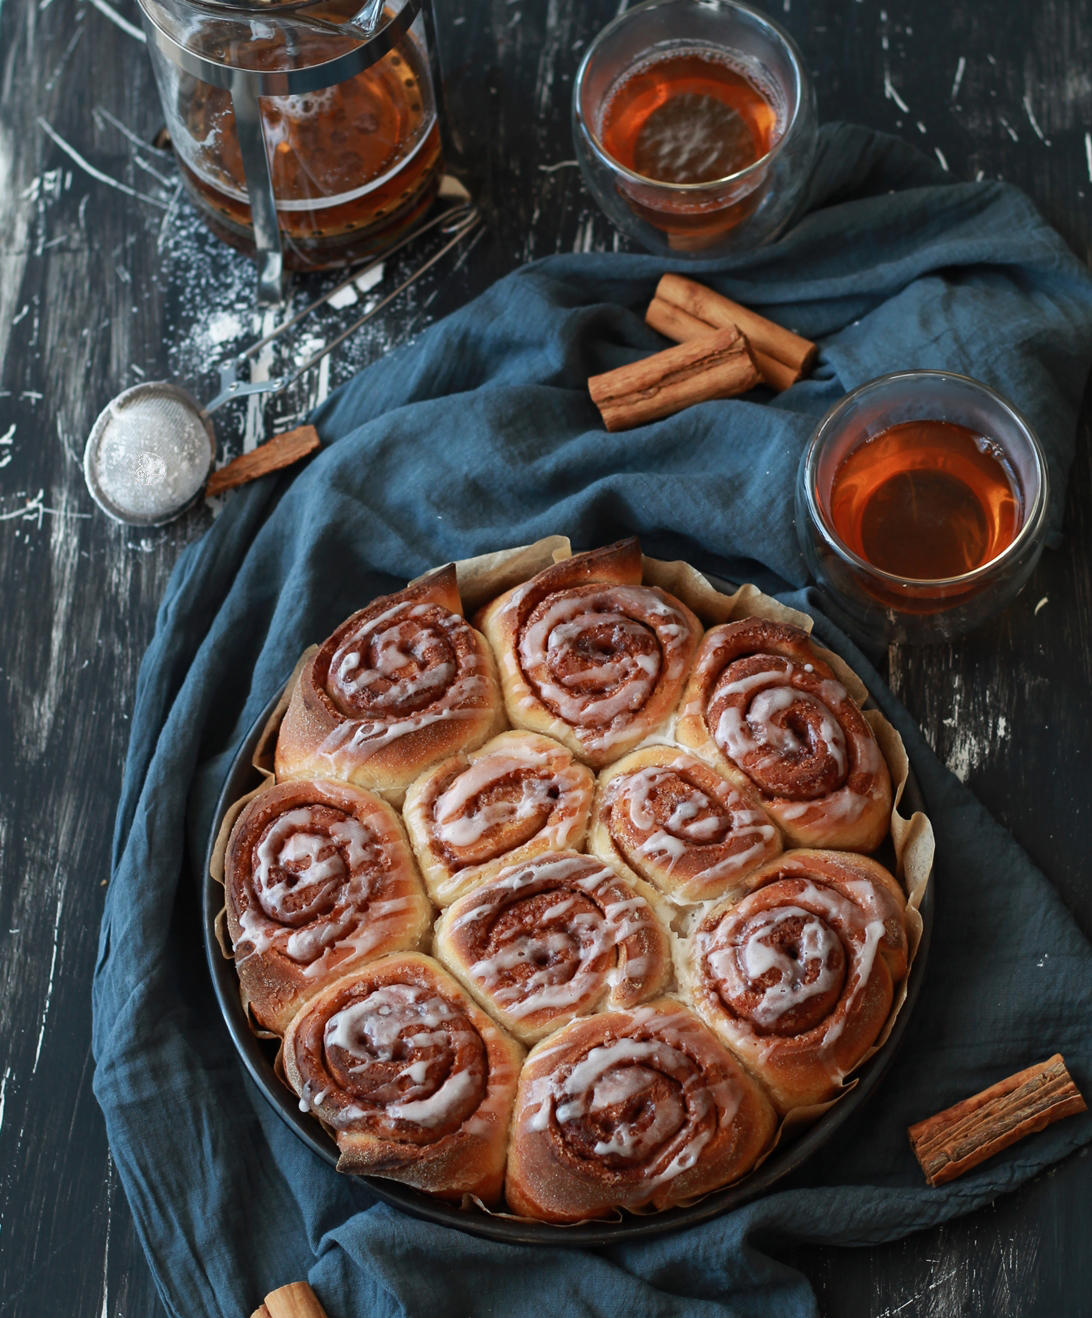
{"left": 476, "top": 539, "right": 702, "bottom": 770}
{"left": 402, "top": 731, "right": 596, "bottom": 907}
{"left": 676, "top": 619, "right": 892, "bottom": 852}
{"left": 275, "top": 565, "right": 506, "bottom": 807}
{"left": 224, "top": 780, "right": 432, "bottom": 1034}
{"left": 282, "top": 954, "right": 524, "bottom": 1203}
{"left": 505, "top": 1000, "right": 777, "bottom": 1221}
{"left": 677, "top": 850, "right": 908, "bottom": 1112}
{"left": 434, "top": 852, "right": 671, "bottom": 1045}
{"left": 591, "top": 747, "right": 782, "bottom": 906}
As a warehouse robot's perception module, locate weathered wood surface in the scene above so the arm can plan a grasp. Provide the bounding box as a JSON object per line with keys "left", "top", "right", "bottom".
{"left": 1, "top": 0, "right": 1090, "bottom": 1314}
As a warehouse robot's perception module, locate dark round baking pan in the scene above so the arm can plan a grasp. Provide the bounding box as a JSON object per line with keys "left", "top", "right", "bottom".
{"left": 199, "top": 636, "right": 934, "bottom": 1245}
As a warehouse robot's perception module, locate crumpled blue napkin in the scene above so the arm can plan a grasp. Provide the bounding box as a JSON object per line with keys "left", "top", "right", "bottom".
{"left": 93, "top": 124, "right": 1092, "bottom": 1318}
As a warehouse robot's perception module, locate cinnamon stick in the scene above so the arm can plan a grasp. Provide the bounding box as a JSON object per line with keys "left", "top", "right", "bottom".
{"left": 588, "top": 325, "right": 761, "bottom": 431}
{"left": 656, "top": 274, "right": 817, "bottom": 375}
{"left": 908, "top": 1054, "right": 1087, "bottom": 1187}
{"left": 645, "top": 296, "right": 800, "bottom": 392}
{"left": 206, "top": 424, "right": 321, "bottom": 497}
{"left": 263, "top": 1281, "right": 329, "bottom": 1318}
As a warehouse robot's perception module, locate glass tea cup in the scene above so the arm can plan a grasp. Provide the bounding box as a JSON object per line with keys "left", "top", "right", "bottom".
{"left": 795, "top": 371, "right": 1051, "bottom": 645}
{"left": 572, "top": 0, "right": 817, "bottom": 258}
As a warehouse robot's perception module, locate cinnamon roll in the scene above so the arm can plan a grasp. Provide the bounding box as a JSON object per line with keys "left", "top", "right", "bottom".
{"left": 282, "top": 954, "right": 524, "bottom": 1203}
{"left": 675, "top": 619, "right": 892, "bottom": 851}
{"left": 275, "top": 565, "right": 506, "bottom": 807}
{"left": 476, "top": 539, "right": 702, "bottom": 770}
{"left": 591, "top": 747, "right": 782, "bottom": 906}
{"left": 505, "top": 1000, "right": 777, "bottom": 1221}
{"left": 402, "top": 731, "right": 596, "bottom": 907}
{"left": 434, "top": 852, "right": 671, "bottom": 1045}
{"left": 677, "top": 849, "right": 909, "bottom": 1112}
{"left": 224, "top": 780, "right": 432, "bottom": 1034}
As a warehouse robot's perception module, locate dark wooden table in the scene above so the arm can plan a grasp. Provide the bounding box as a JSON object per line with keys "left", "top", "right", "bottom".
{"left": 2, "top": 0, "right": 1090, "bottom": 1313}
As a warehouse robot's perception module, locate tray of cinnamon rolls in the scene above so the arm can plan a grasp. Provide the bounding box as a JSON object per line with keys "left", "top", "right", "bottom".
{"left": 202, "top": 536, "right": 934, "bottom": 1242}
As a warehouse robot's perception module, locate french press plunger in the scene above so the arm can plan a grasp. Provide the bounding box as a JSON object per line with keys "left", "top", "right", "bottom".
{"left": 138, "top": 0, "right": 447, "bottom": 302}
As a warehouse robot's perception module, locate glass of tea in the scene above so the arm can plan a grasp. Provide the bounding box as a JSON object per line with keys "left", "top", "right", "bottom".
{"left": 796, "top": 371, "right": 1051, "bottom": 645}
{"left": 572, "top": 0, "right": 817, "bottom": 256}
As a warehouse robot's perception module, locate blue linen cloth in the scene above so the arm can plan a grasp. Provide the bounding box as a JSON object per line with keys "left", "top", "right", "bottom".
{"left": 92, "top": 124, "right": 1092, "bottom": 1318}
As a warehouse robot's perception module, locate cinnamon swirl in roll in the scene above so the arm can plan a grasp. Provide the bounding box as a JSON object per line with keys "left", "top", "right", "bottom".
{"left": 476, "top": 539, "right": 702, "bottom": 770}
{"left": 402, "top": 731, "right": 595, "bottom": 907}
{"left": 677, "top": 849, "right": 908, "bottom": 1112}
{"left": 434, "top": 851, "right": 671, "bottom": 1045}
{"left": 505, "top": 1000, "right": 777, "bottom": 1221}
{"left": 275, "top": 565, "right": 506, "bottom": 807}
{"left": 224, "top": 780, "right": 432, "bottom": 1034}
{"left": 591, "top": 747, "right": 781, "bottom": 906}
{"left": 676, "top": 619, "right": 892, "bottom": 852}
{"left": 282, "top": 954, "right": 523, "bottom": 1202}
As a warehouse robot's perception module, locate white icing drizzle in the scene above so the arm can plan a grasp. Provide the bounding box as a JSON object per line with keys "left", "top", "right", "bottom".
{"left": 707, "top": 905, "right": 841, "bottom": 1028}
{"left": 320, "top": 984, "right": 483, "bottom": 1131}
{"left": 312, "top": 597, "right": 494, "bottom": 767}
{"left": 699, "top": 878, "right": 892, "bottom": 1048}
{"left": 234, "top": 801, "right": 423, "bottom": 980}
{"left": 608, "top": 764, "right": 778, "bottom": 887}
{"left": 448, "top": 854, "right": 658, "bottom": 1021}
{"left": 521, "top": 1011, "right": 742, "bottom": 1186}
{"left": 516, "top": 587, "right": 693, "bottom": 751}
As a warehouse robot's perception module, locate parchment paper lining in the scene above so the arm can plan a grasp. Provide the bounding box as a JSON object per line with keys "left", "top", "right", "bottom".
{"left": 209, "top": 536, "right": 935, "bottom": 1222}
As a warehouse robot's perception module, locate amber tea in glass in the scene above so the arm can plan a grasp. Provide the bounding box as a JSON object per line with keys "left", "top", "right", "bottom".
{"left": 828, "top": 419, "right": 1021, "bottom": 581}
{"left": 597, "top": 47, "right": 782, "bottom": 246}
{"left": 600, "top": 51, "right": 778, "bottom": 186}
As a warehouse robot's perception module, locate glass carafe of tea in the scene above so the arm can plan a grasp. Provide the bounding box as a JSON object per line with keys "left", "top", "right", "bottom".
{"left": 139, "top": 0, "right": 445, "bottom": 301}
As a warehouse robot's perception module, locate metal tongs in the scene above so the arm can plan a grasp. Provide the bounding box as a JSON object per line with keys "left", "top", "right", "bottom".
{"left": 83, "top": 201, "right": 481, "bottom": 526}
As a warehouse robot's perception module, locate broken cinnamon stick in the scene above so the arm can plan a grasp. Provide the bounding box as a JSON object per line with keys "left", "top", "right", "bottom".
{"left": 908, "top": 1054, "right": 1087, "bottom": 1187}
{"left": 656, "top": 273, "right": 817, "bottom": 375}
{"left": 263, "top": 1281, "right": 329, "bottom": 1318}
{"left": 645, "top": 296, "right": 800, "bottom": 392}
{"left": 206, "top": 424, "right": 321, "bottom": 497}
{"left": 588, "top": 325, "right": 761, "bottom": 431}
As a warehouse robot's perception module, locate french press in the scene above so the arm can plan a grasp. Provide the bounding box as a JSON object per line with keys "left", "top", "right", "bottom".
{"left": 138, "top": 0, "right": 447, "bottom": 303}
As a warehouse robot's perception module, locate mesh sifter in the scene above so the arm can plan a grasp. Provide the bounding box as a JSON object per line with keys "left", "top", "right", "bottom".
{"left": 83, "top": 200, "right": 479, "bottom": 527}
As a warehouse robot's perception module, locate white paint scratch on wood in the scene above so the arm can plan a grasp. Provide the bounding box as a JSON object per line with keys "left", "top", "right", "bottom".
{"left": 874, "top": 1265, "right": 959, "bottom": 1317}
{"left": 31, "top": 887, "right": 65, "bottom": 1074}
{"left": 1022, "top": 94, "right": 1048, "bottom": 143}
{"left": 37, "top": 119, "right": 168, "bottom": 210}
{"left": 935, "top": 147, "right": 949, "bottom": 171}
{"left": 83, "top": 0, "right": 146, "bottom": 42}
{"left": 998, "top": 113, "right": 1019, "bottom": 142}
{"left": 1085, "top": 132, "right": 1092, "bottom": 182}
{"left": 884, "top": 67, "right": 910, "bottom": 113}
{"left": 1034, "top": 595, "right": 1049, "bottom": 614}
{"left": 538, "top": 159, "right": 578, "bottom": 172}
{"left": 951, "top": 56, "right": 965, "bottom": 101}
{"left": 0, "top": 424, "right": 14, "bottom": 469}
{"left": 0, "top": 1067, "right": 10, "bottom": 1136}
{"left": 99, "top": 1152, "right": 113, "bottom": 1318}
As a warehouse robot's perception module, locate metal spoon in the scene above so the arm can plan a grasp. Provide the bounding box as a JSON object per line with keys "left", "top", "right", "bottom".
{"left": 83, "top": 201, "right": 481, "bottom": 526}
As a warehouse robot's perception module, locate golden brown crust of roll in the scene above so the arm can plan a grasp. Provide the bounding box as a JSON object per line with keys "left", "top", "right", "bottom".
{"left": 433, "top": 851, "right": 671, "bottom": 1045}
{"left": 675, "top": 619, "right": 892, "bottom": 852}
{"left": 402, "top": 731, "right": 596, "bottom": 907}
{"left": 281, "top": 953, "right": 524, "bottom": 1203}
{"left": 224, "top": 779, "right": 432, "bottom": 1034}
{"left": 676, "top": 849, "right": 908, "bottom": 1113}
{"left": 274, "top": 565, "right": 507, "bottom": 807}
{"left": 504, "top": 999, "right": 777, "bottom": 1221}
{"left": 476, "top": 539, "right": 702, "bottom": 771}
{"left": 590, "top": 746, "right": 782, "bottom": 906}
